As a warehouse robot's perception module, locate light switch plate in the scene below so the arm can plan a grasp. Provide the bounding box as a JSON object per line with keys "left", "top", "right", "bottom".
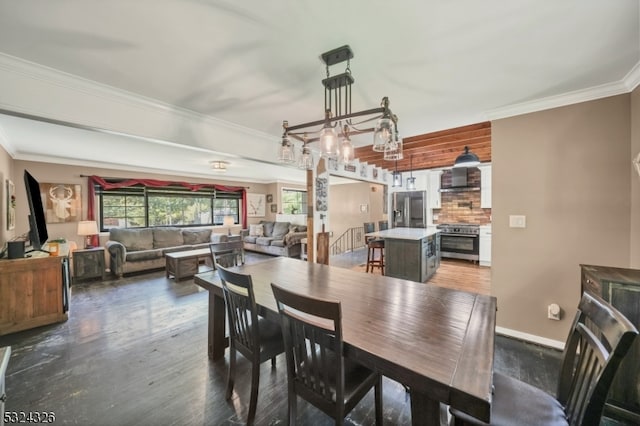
{"left": 509, "top": 215, "right": 526, "bottom": 228}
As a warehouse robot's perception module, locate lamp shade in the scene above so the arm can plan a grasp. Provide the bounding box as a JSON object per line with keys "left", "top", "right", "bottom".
{"left": 77, "top": 220, "right": 98, "bottom": 236}
{"left": 223, "top": 216, "right": 235, "bottom": 227}
{"left": 453, "top": 146, "right": 480, "bottom": 168}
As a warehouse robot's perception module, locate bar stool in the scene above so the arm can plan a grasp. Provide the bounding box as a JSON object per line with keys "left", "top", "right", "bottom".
{"left": 366, "top": 239, "right": 385, "bottom": 274}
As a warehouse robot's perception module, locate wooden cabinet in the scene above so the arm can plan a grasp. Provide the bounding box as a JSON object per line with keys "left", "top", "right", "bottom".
{"left": 580, "top": 264, "right": 640, "bottom": 424}
{"left": 478, "top": 164, "right": 492, "bottom": 208}
{"left": 385, "top": 234, "right": 438, "bottom": 283}
{"left": 72, "top": 247, "right": 105, "bottom": 284}
{"left": 0, "top": 255, "right": 69, "bottom": 336}
{"left": 427, "top": 170, "right": 442, "bottom": 209}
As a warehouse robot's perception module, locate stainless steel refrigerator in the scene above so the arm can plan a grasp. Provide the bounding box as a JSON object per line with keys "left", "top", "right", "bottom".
{"left": 392, "top": 191, "right": 426, "bottom": 228}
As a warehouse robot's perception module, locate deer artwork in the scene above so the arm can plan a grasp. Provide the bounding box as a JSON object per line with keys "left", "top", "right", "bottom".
{"left": 49, "top": 185, "right": 74, "bottom": 220}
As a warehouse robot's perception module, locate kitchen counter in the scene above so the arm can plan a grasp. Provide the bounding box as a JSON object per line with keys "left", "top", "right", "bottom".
{"left": 364, "top": 226, "right": 440, "bottom": 241}
{"left": 365, "top": 227, "right": 440, "bottom": 282}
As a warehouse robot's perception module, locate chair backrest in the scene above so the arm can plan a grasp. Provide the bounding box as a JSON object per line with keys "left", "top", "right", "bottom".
{"left": 271, "top": 283, "right": 346, "bottom": 416}
{"left": 363, "top": 222, "right": 375, "bottom": 234}
{"left": 557, "top": 292, "right": 638, "bottom": 426}
{"left": 217, "top": 265, "right": 260, "bottom": 357}
{"left": 378, "top": 221, "right": 388, "bottom": 231}
{"left": 209, "top": 241, "right": 242, "bottom": 269}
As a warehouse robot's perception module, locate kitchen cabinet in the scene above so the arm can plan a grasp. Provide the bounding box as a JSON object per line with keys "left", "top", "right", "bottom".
{"left": 580, "top": 264, "right": 640, "bottom": 424}
{"left": 479, "top": 225, "right": 492, "bottom": 266}
{"left": 479, "top": 164, "right": 492, "bottom": 208}
{"left": 427, "top": 170, "right": 442, "bottom": 209}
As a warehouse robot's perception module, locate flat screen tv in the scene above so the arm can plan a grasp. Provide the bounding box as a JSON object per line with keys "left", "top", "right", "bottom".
{"left": 24, "top": 170, "right": 49, "bottom": 253}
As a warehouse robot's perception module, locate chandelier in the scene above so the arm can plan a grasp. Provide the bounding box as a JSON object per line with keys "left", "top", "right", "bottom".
{"left": 278, "top": 45, "right": 402, "bottom": 170}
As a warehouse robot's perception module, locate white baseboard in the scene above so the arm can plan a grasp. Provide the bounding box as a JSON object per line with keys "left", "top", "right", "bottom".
{"left": 496, "top": 326, "right": 565, "bottom": 350}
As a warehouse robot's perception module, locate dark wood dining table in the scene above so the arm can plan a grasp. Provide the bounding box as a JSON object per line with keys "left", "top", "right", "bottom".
{"left": 194, "top": 257, "right": 497, "bottom": 425}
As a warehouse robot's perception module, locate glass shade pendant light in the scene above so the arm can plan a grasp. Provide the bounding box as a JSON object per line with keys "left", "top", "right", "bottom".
{"left": 392, "top": 160, "right": 402, "bottom": 187}
{"left": 340, "top": 125, "right": 354, "bottom": 164}
{"left": 373, "top": 97, "right": 395, "bottom": 152}
{"left": 453, "top": 145, "right": 480, "bottom": 168}
{"left": 278, "top": 122, "right": 296, "bottom": 163}
{"left": 319, "top": 110, "right": 339, "bottom": 158}
{"left": 383, "top": 134, "right": 403, "bottom": 161}
{"left": 406, "top": 155, "right": 416, "bottom": 190}
{"left": 298, "top": 134, "right": 314, "bottom": 170}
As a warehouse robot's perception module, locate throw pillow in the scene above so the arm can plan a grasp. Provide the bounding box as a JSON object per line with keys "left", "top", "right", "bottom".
{"left": 249, "top": 224, "right": 264, "bottom": 237}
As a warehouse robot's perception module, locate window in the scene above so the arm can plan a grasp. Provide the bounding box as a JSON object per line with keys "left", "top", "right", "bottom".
{"left": 281, "top": 188, "right": 307, "bottom": 215}
{"left": 98, "top": 184, "right": 241, "bottom": 230}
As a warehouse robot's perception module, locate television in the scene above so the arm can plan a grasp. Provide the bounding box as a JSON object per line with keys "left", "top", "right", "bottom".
{"left": 24, "top": 170, "right": 49, "bottom": 253}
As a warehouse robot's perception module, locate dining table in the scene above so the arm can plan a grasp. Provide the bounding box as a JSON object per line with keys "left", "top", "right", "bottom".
{"left": 194, "top": 256, "right": 497, "bottom": 425}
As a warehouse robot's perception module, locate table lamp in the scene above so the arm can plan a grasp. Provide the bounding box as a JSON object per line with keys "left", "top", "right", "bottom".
{"left": 223, "top": 216, "right": 234, "bottom": 236}
{"left": 77, "top": 220, "right": 98, "bottom": 249}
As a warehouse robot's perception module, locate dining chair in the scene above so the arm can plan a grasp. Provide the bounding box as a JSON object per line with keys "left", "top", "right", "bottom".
{"left": 217, "top": 265, "right": 285, "bottom": 425}
{"left": 271, "top": 283, "right": 383, "bottom": 426}
{"left": 209, "top": 240, "right": 244, "bottom": 270}
{"left": 450, "top": 291, "right": 638, "bottom": 426}
{"left": 378, "top": 220, "right": 388, "bottom": 231}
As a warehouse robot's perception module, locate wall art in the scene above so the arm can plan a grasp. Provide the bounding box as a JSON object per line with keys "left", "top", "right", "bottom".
{"left": 315, "top": 177, "right": 328, "bottom": 211}
{"left": 247, "top": 193, "right": 266, "bottom": 217}
{"left": 6, "top": 179, "right": 15, "bottom": 230}
{"left": 40, "top": 182, "right": 82, "bottom": 223}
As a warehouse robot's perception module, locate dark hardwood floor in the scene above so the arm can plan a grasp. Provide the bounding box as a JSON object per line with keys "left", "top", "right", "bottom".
{"left": 0, "top": 252, "right": 566, "bottom": 425}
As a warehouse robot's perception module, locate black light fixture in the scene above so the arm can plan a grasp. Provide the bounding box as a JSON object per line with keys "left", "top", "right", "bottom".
{"left": 279, "top": 45, "right": 401, "bottom": 170}
{"left": 453, "top": 146, "right": 480, "bottom": 168}
{"left": 392, "top": 160, "right": 402, "bottom": 187}
{"left": 406, "top": 155, "right": 416, "bottom": 190}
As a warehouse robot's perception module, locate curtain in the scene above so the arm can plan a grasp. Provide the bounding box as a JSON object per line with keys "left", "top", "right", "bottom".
{"left": 86, "top": 175, "right": 247, "bottom": 246}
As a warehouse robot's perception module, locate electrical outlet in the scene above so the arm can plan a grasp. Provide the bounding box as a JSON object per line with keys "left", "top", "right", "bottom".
{"left": 509, "top": 215, "right": 526, "bottom": 228}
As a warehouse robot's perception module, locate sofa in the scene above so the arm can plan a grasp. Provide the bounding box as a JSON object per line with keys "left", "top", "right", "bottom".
{"left": 105, "top": 227, "right": 232, "bottom": 278}
{"left": 242, "top": 221, "right": 307, "bottom": 258}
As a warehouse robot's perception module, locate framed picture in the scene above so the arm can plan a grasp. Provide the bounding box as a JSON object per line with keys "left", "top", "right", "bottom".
{"left": 247, "top": 193, "right": 266, "bottom": 217}
{"left": 6, "top": 179, "right": 15, "bottom": 230}
{"left": 40, "top": 182, "right": 82, "bottom": 223}
{"left": 266, "top": 194, "right": 273, "bottom": 203}
{"left": 270, "top": 204, "right": 277, "bottom": 213}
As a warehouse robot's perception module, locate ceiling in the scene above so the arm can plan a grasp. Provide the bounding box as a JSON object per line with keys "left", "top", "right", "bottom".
{"left": 0, "top": 1, "right": 638, "bottom": 183}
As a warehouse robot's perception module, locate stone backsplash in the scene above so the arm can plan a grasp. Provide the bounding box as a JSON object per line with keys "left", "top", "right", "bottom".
{"left": 433, "top": 168, "right": 491, "bottom": 225}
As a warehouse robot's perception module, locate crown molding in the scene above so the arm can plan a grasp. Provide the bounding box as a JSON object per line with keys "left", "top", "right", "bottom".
{"left": 0, "top": 52, "right": 275, "bottom": 143}
{"left": 486, "top": 78, "right": 632, "bottom": 121}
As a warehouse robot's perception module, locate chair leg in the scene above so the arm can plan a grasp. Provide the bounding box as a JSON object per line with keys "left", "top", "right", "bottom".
{"left": 288, "top": 394, "right": 297, "bottom": 426}
{"left": 366, "top": 246, "right": 371, "bottom": 273}
{"left": 225, "top": 347, "right": 236, "bottom": 400}
{"left": 247, "top": 358, "right": 260, "bottom": 425}
{"left": 271, "top": 356, "right": 276, "bottom": 368}
{"left": 375, "top": 375, "right": 383, "bottom": 425}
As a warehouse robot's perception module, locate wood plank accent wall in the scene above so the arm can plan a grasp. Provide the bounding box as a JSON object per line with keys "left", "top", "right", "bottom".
{"left": 354, "top": 121, "right": 491, "bottom": 172}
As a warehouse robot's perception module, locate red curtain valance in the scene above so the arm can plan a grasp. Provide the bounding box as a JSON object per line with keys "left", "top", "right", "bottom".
{"left": 86, "top": 175, "right": 247, "bottom": 246}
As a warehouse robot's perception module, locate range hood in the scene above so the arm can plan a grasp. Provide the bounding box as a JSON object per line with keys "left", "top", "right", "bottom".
{"left": 439, "top": 168, "right": 481, "bottom": 192}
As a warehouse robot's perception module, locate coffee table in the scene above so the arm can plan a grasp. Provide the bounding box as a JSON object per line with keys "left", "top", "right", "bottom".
{"left": 165, "top": 248, "right": 211, "bottom": 281}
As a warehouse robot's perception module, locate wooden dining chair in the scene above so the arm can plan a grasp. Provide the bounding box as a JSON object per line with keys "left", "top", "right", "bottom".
{"left": 378, "top": 220, "right": 388, "bottom": 231}
{"left": 217, "top": 265, "right": 285, "bottom": 425}
{"left": 450, "top": 292, "right": 638, "bottom": 426}
{"left": 271, "top": 283, "right": 383, "bottom": 426}
{"left": 209, "top": 240, "right": 244, "bottom": 270}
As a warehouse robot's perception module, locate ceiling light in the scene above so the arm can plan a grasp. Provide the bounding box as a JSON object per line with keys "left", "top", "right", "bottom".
{"left": 453, "top": 146, "right": 480, "bottom": 168}
{"left": 392, "top": 160, "right": 402, "bottom": 188}
{"left": 406, "top": 155, "right": 416, "bottom": 190}
{"left": 210, "top": 160, "right": 229, "bottom": 172}
{"left": 279, "top": 45, "right": 400, "bottom": 169}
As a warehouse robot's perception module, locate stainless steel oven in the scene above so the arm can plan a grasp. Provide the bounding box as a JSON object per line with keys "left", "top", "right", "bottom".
{"left": 436, "top": 224, "right": 479, "bottom": 262}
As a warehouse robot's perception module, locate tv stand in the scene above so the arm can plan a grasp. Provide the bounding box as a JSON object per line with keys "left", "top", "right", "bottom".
{"left": 0, "top": 255, "right": 70, "bottom": 335}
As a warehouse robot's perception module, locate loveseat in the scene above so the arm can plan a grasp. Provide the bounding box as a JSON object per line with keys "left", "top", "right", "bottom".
{"left": 105, "top": 227, "right": 231, "bottom": 278}
{"left": 242, "top": 221, "right": 307, "bottom": 258}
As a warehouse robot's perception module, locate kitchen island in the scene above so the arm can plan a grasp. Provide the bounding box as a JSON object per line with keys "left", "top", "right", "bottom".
{"left": 365, "top": 227, "right": 440, "bottom": 282}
